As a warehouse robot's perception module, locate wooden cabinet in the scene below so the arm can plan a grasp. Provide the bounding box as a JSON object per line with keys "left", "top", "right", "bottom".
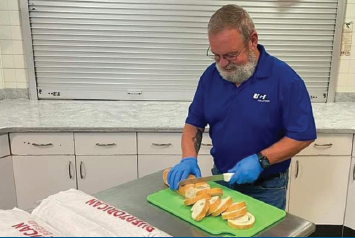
{"left": 75, "top": 133, "right": 138, "bottom": 194}
{"left": 138, "top": 154, "right": 181, "bottom": 178}
{"left": 10, "top": 133, "right": 74, "bottom": 155}
{"left": 75, "top": 133, "right": 136, "bottom": 155}
{"left": 137, "top": 132, "right": 214, "bottom": 178}
{"left": 76, "top": 155, "right": 137, "bottom": 195}
{"left": 343, "top": 137, "right": 355, "bottom": 235}
{"left": 10, "top": 132, "right": 138, "bottom": 210}
{"left": 288, "top": 155, "right": 350, "bottom": 225}
{"left": 0, "top": 156, "right": 17, "bottom": 209}
{"left": 288, "top": 134, "right": 353, "bottom": 225}
{"left": 13, "top": 155, "right": 77, "bottom": 210}
{"left": 0, "top": 134, "right": 16, "bottom": 209}
{"left": 0, "top": 134, "right": 10, "bottom": 158}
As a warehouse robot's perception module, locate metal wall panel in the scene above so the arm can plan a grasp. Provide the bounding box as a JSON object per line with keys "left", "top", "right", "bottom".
{"left": 26, "top": 0, "right": 342, "bottom": 102}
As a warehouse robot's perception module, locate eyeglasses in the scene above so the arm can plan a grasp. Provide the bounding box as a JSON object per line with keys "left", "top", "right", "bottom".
{"left": 206, "top": 46, "right": 243, "bottom": 62}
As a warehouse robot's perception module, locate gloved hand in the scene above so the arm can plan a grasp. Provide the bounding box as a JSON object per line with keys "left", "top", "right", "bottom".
{"left": 167, "top": 157, "right": 201, "bottom": 190}
{"left": 228, "top": 154, "right": 263, "bottom": 185}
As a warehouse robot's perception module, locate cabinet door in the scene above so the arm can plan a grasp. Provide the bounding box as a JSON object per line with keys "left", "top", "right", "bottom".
{"left": 344, "top": 156, "right": 355, "bottom": 231}
{"left": 76, "top": 155, "right": 137, "bottom": 195}
{"left": 198, "top": 155, "right": 214, "bottom": 176}
{"left": 288, "top": 155, "right": 350, "bottom": 225}
{"left": 0, "top": 156, "right": 17, "bottom": 209}
{"left": 12, "top": 155, "right": 76, "bottom": 210}
{"left": 0, "top": 134, "right": 10, "bottom": 158}
{"left": 138, "top": 155, "right": 181, "bottom": 178}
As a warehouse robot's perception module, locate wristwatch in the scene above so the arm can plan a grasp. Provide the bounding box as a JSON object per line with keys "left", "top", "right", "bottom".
{"left": 257, "top": 152, "right": 270, "bottom": 169}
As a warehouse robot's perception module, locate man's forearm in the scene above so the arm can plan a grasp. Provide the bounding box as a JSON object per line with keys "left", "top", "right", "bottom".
{"left": 181, "top": 123, "right": 205, "bottom": 158}
{"left": 261, "top": 136, "right": 314, "bottom": 165}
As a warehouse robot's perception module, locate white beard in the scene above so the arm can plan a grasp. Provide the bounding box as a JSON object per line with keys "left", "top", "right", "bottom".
{"left": 216, "top": 50, "right": 258, "bottom": 84}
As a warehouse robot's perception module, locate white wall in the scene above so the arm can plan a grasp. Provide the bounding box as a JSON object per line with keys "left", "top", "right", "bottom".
{"left": 0, "top": 0, "right": 354, "bottom": 93}
{"left": 0, "top": 0, "right": 27, "bottom": 90}
{"left": 337, "top": 0, "right": 355, "bottom": 92}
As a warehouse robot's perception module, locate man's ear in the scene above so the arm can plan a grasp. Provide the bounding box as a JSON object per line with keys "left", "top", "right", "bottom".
{"left": 249, "top": 31, "right": 258, "bottom": 50}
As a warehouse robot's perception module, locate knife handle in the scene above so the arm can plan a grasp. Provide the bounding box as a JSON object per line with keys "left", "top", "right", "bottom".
{"left": 222, "top": 173, "right": 234, "bottom": 182}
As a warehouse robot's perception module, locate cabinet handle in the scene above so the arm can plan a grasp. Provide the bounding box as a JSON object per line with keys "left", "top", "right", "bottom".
{"left": 314, "top": 143, "right": 333, "bottom": 148}
{"left": 32, "top": 143, "right": 53, "bottom": 147}
{"left": 353, "top": 164, "right": 355, "bottom": 181}
{"left": 295, "top": 160, "right": 299, "bottom": 179}
{"left": 201, "top": 143, "right": 212, "bottom": 146}
{"left": 152, "top": 143, "right": 172, "bottom": 146}
{"left": 68, "top": 161, "right": 73, "bottom": 179}
{"left": 96, "top": 143, "right": 116, "bottom": 146}
{"left": 80, "top": 161, "right": 85, "bottom": 179}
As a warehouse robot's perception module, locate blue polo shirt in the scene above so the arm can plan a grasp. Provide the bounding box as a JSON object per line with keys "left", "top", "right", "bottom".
{"left": 186, "top": 44, "right": 317, "bottom": 178}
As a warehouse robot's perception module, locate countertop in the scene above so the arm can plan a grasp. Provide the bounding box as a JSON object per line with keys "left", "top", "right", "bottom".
{"left": 0, "top": 99, "right": 355, "bottom": 133}
{"left": 94, "top": 171, "right": 315, "bottom": 237}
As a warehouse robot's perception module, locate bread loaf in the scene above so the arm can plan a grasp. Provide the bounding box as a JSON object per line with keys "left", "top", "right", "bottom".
{"left": 227, "top": 212, "right": 255, "bottom": 229}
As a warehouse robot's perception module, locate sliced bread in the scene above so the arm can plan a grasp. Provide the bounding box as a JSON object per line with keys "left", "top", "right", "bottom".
{"left": 191, "top": 198, "right": 210, "bottom": 221}
{"left": 206, "top": 196, "right": 221, "bottom": 216}
{"left": 184, "top": 193, "right": 211, "bottom": 206}
{"left": 225, "top": 201, "right": 246, "bottom": 212}
{"left": 211, "top": 196, "right": 233, "bottom": 216}
{"left": 222, "top": 206, "right": 247, "bottom": 220}
{"left": 227, "top": 212, "right": 255, "bottom": 229}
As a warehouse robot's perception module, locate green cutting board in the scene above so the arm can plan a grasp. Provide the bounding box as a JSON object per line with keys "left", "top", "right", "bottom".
{"left": 147, "top": 182, "right": 286, "bottom": 237}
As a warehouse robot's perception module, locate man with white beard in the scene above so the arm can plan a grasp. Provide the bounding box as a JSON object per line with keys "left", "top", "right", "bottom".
{"left": 167, "top": 4, "right": 316, "bottom": 209}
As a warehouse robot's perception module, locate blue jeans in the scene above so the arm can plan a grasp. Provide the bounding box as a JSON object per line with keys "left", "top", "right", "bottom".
{"left": 211, "top": 166, "right": 288, "bottom": 210}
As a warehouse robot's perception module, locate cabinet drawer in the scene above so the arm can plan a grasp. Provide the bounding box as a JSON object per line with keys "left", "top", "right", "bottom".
{"left": 75, "top": 133, "right": 136, "bottom": 155}
{"left": 138, "top": 133, "right": 212, "bottom": 155}
{"left": 138, "top": 133, "right": 181, "bottom": 154}
{"left": 0, "top": 134, "right": 10, "bottom": 158}
{"left": 10, "top": 133, "right": 74, "bottom": 155}
{"left": 297, "top": 134, "right": 353, "bottom": 156}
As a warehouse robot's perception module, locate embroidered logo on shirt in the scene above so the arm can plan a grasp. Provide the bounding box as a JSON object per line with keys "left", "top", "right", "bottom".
{"left": 253, "top": 93, "right": 270, "bottom": 103}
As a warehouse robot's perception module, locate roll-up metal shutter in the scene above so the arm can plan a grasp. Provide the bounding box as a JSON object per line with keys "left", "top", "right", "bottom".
{"left": 26, "top": 0, "right": 343, "bottom": 102}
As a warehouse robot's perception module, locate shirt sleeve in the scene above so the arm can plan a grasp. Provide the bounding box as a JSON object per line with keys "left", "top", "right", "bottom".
{"left": 280, "top": 73, "right": 317, "bottom": 141}
{"left": 185, "top": 71, "right": 209, "bottom": 129}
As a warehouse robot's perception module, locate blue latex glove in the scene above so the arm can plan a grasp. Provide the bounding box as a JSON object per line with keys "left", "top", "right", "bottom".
{"left": 228, "top": 154, "right": 263, "bottom": 185}
{"left": 167, "top": 157, "right": 201, "bottom": 190}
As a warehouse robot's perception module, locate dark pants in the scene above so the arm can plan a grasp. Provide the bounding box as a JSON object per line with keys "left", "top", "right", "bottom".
{"left": 211, "top": 166, "right": 288, "bottom": 210}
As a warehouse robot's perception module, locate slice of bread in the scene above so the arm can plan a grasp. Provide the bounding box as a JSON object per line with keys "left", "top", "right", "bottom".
{"left": 222, "top": 206, "right": 247, "bottom": 220}
{"left": 206, "top": 196, "right": 221, "bottom": 216}
{"left": 228, "top": 212, "right": 255, "bottom": 230}
{"left": 226, "top": 201, "right": 246, "bottom": 212}
{"left": 178, "top": 184, "right": 194, "bottom": 197}
{"left": 162, "top": 168, "right": 170, "bottom": 186}
{"left": 211, "top": 196, "right": 233, "bottom": 216}
{"left": 196, "top": 188, "right": 223, "bottom": 197}
{"left": 185, "top": 182, "right": 211, "bottom": 199}
{"left": 184, "top": 193, "right": 211, "bottom": 206}
{"left": 191, "top": 198, "right": 210, "bottom": 221}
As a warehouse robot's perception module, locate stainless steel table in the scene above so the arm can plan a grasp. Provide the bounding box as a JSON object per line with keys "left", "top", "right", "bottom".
{"left": 94, "top": 171, "right": 315, "bottom": 237}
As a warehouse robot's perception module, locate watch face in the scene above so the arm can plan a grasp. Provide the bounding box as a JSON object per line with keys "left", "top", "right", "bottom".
{"left": 260, "top": 157, "right": 270, "bottom": 169}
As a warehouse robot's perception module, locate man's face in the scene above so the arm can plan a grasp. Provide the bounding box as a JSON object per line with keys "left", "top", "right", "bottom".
{"left": 208, "top": 29, "right": 257, "bottom": 84}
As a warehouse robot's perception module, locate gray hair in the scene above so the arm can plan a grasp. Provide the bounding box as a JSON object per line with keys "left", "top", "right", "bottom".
{"left": 208, "top": 4, "right": 255, "bottom": 43}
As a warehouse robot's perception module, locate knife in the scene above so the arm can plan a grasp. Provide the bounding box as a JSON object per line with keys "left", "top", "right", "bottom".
{"left": 178, "top": 173, "right": 234, "bottom": 187}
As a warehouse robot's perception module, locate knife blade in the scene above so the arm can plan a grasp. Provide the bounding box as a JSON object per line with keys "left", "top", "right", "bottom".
{"left": 178, "top": 173, "right": 234, "bottom": 187}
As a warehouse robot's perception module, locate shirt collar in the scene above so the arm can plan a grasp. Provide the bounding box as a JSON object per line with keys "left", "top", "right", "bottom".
{"left": 254, "top": 44, "right": 273, "bottom": 79}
